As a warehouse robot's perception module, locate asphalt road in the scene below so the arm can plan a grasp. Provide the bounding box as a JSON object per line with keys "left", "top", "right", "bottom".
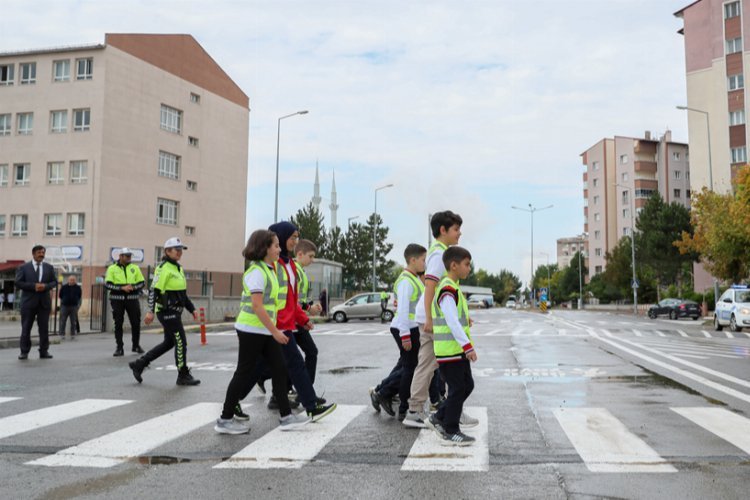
{"left": 1, "top": 308, "right": 749, "bottom": 499}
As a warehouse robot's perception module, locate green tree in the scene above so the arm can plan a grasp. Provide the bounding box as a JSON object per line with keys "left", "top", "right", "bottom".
{"left": 363, "top": 213, "right": 395, "bottom": 290}
{"left": 342, "top": 222, "right": 373, "bottom": 290}
{"left": 323, "top": 226, "right": 345, "bottom": 263}
{"left": 290, "top": 202, "right": 326, "bottom": 252}
{"left": 559, "top": 251, "right": 587, "bottom": 300}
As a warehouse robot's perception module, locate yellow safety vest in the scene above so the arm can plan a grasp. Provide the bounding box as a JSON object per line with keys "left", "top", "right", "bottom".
{"left": 275, "top": 260, "right": 289, "bottom": 310}
{"left": 236, "top": 262, "right": 279, "bottom": 329}
{"left": 295, "top": 262, "right": 310, "bottom": 306}
{"left": 432, "top": 276, "right": 472, "bottom": 360}
{"left": 105, "top": 262, "right": 144, "bottom": 285}
{"left": 393, "top": 270, "right": 424, "bottom": 321}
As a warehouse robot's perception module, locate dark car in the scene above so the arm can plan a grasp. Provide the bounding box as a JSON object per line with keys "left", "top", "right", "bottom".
{"left": 647, "top": 299, "right": 700, "bottom": 320}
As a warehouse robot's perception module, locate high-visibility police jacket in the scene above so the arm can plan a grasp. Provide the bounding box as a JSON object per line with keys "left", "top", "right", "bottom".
{"left": 432, "top": 276, "right": 474, "bottom": 363}
{"left": 147, "top": 258, "right": 195, "bottom": 314}
{"left": 392, "top": 270, "right": 424, "bottom": 336}
{"left": 105, "top": 262, "right": 145, "bottom": 300}
{"left": 236, "top": 261, "right": 279, "bottom": 334}
{"left": 294, "top": 261, "right": 311, "bottom": 310}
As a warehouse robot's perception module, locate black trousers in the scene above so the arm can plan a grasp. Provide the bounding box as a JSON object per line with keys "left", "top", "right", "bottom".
{"left": 389, "top": 327, "right": 420, "bottom": 413}
{"left": 141, "top": 312, "right": 186, "bottom": 369}
{"left": 59, "top": 305, "right": 79, "bottom": 336}
{"left": 20, "top": 304, "right": 50, "bottom": 355}
{"left": 111, "top": 299, "right": 141, "bottom": 349}
{"left": 222, "top": 331, "right": 291, "bottom": 419}
{"left": 436, "top": 359, "right": 474, "bottom": 434}
{"left": 294, "top": 327, "right": 318, "bottom": 384}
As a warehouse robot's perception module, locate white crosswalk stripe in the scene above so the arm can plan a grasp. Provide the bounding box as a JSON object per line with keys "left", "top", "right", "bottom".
{"left": 0, "top": 397, "right": 22, "bottom": 405}
{"left": 672, "top": 407, "right": 750, "bottom": 455}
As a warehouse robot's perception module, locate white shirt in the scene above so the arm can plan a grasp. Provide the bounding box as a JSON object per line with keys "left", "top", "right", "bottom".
{"left": 235, "top": 266, "right": 273, "bottom": 335}
{"left": 439, "top": 293, "right": 472, "bottom": 348}
{"left": 415, "top": 247, "right": 446, "bottom": 324}
{"left": 390, "top": 277, "right": 418, "bottom": 334}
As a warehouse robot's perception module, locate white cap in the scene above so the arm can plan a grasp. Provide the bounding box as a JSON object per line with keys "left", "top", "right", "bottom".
{"left": 119, "top": 247, "right": 133, "bottom": 256}
{"left": 164, "top": 237, "right": 188, "bottom": 250}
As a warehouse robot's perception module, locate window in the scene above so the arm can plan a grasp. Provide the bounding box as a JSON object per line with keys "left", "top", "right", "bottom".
{"left": 47, "top": 162, "right": 65, "bottom": 185}
{"left": 686, "top": 171, "right": 690, "bottom": 179}
{"left": 592, "top": 161, "right": 600, "bottom": 171}
{"left": 594, "top": 213, "right": 601, "bottom": 222}
{"left": 620, "top": 154, "right": 629, "bottom": 164}
{"left": 70, "top": 160, "right": 88, "bottom": 184}
{"left": 17, "top": 112, "right": 33, "bottom": 135}
{"left": 0, "top": 215, "right": 5, "bottom": 237}
{"left": 11, "top": 214, "right": 28, "bottom": 236}
{"left": 674, "top": 189, "right": 681, "bottom": 199}
{"left": 19, "top": 62, "right": 36, "bottom": 84}
{"left": 50, "top": 110, "right": 67, "bottom": 133}
{"left": 188, "top": 136, "right": 199, "bottom": 147}
{"left": 730, "top": 109, "right": 746, "bottom": 125}
{"left": 623, "top": 227, "right": 631, "bottom": 236}
{"left": 160, "top": 104, "right": 182, "bottom": 133}
{"left": 725, "top": 1, "right": 741, "bottom": 19}
{"left": 53, "top": 60, "right": 70, "bottom": 82}
{"left": 672, "top": 152, "right": 681, "bottom": 161}
{"left": 0, "top": 113, "right": 10, "bottom": 135}
{"left": 635, "top": 188, "right": 655, "bottom": 198}
{"left": 728, "top": 73, "right": 744, "bottom": 91}
{"left": 727, "top": 37, "right": 743, "bottom": 54}
{"left": 593, "top": 195, "right": 599, "bottom": 205}
{"left": 44, "top": 213, "right": 62, "bottom": 236}
{"left": 592, "top": 178, "right": 599, "bottom": 187}
{"left": 622, "top": 173, "right": 628, "bottom": 182}
{"left": 158, "top": 151, "right": 180, "bottom": 180}
{"left": 156, "top": 198, "right": 179, "bottom": 225}
{"left": 190, "top": 92, "right": 200, "bottom": 104}
{"left": 186, "top": 180, "right": 197, "bottom": 191}
{"left": 687, "top": 189, "right": 691, "bottom": 198}
{"left": 595, "top": 265, "right": 603, "bottom": 273}
{"left": 73, "top": 108, "right": 90, "bottom": 131}
{"left": 75, "top": 58, "right": 93, "bottom": 80}
{"left": 0, "top": 164, "right": 7, "bottom": 187}
{"left": 674, "top": 170, "right": 682, "bottom": 179}
{"left": 14, "top": 163, "right": 29, "bottom": 186}
{"left": 622, "top": 190, "right": 629, "bottom": 204}
{"left": 732, "top": 146, "right": 747, "bottom": 163}
{"left": 67, "top": 213, "right": 85, "bottom": 235}
{"left": 594, "top": 230, "right": 601, "bottom": 240}
{"left": 595, "top": 248, "right": 602, "bottom": 257}
{"left": 623, "top": 208, "right": 630, "bottom": 218}
{"left": 636, "top": 207, "right": 644, "bottom": 216}
{"left": 185, "top": 225, "right": 195, "bottom": 236}
{"left": 154, "top": 246, "right": 164, "bottom": 264}
{"left": 0, "top": 64, "right": 14, "bottom": 85}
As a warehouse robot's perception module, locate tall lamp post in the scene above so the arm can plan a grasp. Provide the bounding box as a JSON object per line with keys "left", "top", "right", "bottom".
{"left": 615, "top": 183, "right": 638, "bottom": 315}
{"left": 372, "top": 184, "right": 394, "bottom": 292}
{"left": 512, "top": 204, "right": 553, "bottom": 308}
{"left": 274, "top": 110, "right": 309, "bottom": 223}
{"left": 347, "top": 215, "right": 359, "bottom": 227}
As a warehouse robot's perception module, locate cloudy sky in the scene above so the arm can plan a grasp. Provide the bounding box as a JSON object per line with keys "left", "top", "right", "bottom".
{"left": 3, "top": 0, "right": 691, "bottom": 285}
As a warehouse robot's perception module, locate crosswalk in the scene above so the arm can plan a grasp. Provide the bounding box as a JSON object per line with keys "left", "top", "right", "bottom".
{"left": 1, "top": 398, "right": 749, "bottom": 473}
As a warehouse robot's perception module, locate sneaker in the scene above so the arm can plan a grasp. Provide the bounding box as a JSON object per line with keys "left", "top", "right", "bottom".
{"left": 132, "top": 346, "right": 145, "bottom": 354}
{"left": 368, "top": 387, "right": 381, "bottom": 413}
{"left": 307, "top": 403, "right": 337, "bottom": 422}
{"left": 234, "top": 404, "right": 249, "bottom": 421}
{"left": 460, "top": 411, "right": 479, "bottom": 428}
{"left": 426, "top": 414, "right": 446, "bottom": 435}
{"left": 128, "top": 359, "right": 146, "bottom": 383}
{"left": 257, "top": 380, "right": 267, "bottom": 395}
{"left": 316, "top": 396, "right": 327, "bottom": 405}
{"left": 267, "top": 396, "right": 300, "bottom": 410}
{"left": 440, "top": 431, "right": 476, "bottom": 447}
{"left": 402, "top": 410, "right": 427, "bottom": 429}
{"left": 430, "top": 397, "right": 445, "bottom": 412}
{"left": 113, "top": 348, "right": 124, "bottom": 357}
{"left": 279, "top": 412, "right": 311, "bottom": 431}
{"left": 398, "top": 411, "right": 407, "bottom": 422}
{"left": 214, "top": 417, "right": 250, "bottom": 435}
{"left": 376, "top": 392, "right": 395, "bottom": 417}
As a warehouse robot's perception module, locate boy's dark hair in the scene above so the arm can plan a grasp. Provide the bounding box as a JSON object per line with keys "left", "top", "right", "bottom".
{"left": 403, "top": 243, "right": 427, "bottom": 262}
{"left": 430, "top": 210, "right": 463, "bottom": 238}
{"left": 295, "top": 239, "right": 317, "bottom": 255}
{"left": 442, "top": 246, "right": 472, "bottom": 270}
{"left": 242, "top": 230, "right": 277, "bottom": 261}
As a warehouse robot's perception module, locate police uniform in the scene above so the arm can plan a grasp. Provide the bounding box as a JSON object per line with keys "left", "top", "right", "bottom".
{"left": 105, "top": 248, "right": 145, "bottom": 355}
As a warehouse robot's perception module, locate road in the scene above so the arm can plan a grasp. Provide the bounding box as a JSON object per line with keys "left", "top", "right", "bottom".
{"left": 1, "top": 308, "right": 749, "bottom": 499}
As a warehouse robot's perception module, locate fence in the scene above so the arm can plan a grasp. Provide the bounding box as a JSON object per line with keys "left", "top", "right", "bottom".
{"left": 89, "top": 283, "right": 107, "bottom": 332}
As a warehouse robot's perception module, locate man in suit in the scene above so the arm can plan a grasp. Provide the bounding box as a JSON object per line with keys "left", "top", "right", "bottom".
{"left": 15, "top": 245, "right": 58, "bottom": 360}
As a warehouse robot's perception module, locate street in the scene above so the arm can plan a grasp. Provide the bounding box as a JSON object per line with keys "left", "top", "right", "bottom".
{"left": 1, "top": 308, "right": 749, "bottom": 499}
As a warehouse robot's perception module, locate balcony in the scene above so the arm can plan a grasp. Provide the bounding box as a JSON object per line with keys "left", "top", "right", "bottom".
{"left": 634, "top": 161, "right": 657, "bottom": 174}
{"left": 634, "top": 141, "right": 657, "bottom": 155}
{"left": 634, "top": 179, "right": 658, "bottom": 190}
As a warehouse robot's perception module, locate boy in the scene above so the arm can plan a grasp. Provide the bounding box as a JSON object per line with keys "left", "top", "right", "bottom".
{"left": 294, "top": 239, "right": 324, "bottom": 393}
{"left": 426, "top": 246, "right": 477, "bottom": 446}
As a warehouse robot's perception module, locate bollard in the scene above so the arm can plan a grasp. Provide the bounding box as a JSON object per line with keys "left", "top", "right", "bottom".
{"left": 199, "top": 307, "right": 207, "bottom": 345}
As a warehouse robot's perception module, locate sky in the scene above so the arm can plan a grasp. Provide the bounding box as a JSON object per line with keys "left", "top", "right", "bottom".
{"left": 2, "top": 0, "right": 692, "bottom": 286}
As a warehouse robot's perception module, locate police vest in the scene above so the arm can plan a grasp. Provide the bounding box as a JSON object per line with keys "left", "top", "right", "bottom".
{"left": 106, "top": 263, "right": 145, "bottom": 285}
{"left": 393, "top": 271, "right": 424, "bottom": 321}
{"left": 432, "top": 276, "right": 472, "bottom": 359}
{"left": 295, "top": 262, "right": 310, "bottom": 306}
{"left": 152, "top": 260, "right": 187, "bottom": 312}
{"left": 236, "top": 262, "right": 279, "bottom": 329}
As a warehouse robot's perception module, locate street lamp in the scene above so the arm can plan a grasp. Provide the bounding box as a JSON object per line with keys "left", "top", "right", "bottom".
{"left": 511, "top": 204, "right": 553, "bottom": 308}
{"left": 274, "top": 110, "right": 309, "bottom": 223}
{"left": 372, "top": 184, "right": 394, "bottom": 292}
{"left": 347, "top": 215, "right": 359, "bottom": 227}
{"left": 539, "top": 251, "right": 552, "bottom": 306}
{"left": 615, "top": 183, "right": 638, "bottom": 315}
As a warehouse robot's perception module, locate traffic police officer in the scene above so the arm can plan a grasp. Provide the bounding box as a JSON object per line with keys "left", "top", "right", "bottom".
{"left": 105, "top": 248, "right": 145, "bottom": 356}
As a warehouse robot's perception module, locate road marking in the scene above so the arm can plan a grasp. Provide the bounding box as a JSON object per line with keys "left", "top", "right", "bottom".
{"left": 673, "top": 354, "right": 710, "bottom": 359}
{"left": 28, "top": 402, "right": 220, "bottom": 468}
{"left": 672, "top": 407, "right": 750, "bottom": 455}
{"left": 484, "top": 329, "right": 502, "bottom": 336}
{"left": 743, "top": 332, "right": 750, "bottom": 339}
{"left": 676, "top": 330, "right": 689, "bottom": 338}
{"left": 701, "top": 330, "right": 712, "bottom": 338}
{"left": 654, "top": 330, "right": 667, "bottom": 337}
{"left": 215, "top": 405, "right": 364, "bottom": 469}
{"left": 0, "top": 399, "right": 131, "bottom": 441}
{"left": 402, "top": 406, "right": 489, "bottom": 472}
{"left": 0, "top": 397, "right": 22, "bottom": 405}
{"left": 725, "top": 331, "right": 735, "bottom": 339}
{"left": 637, "top": 341, "right": 747, "bottom": 357}
{"left": 632, "top": 329, "right": 644, "bottom": 337}
{"left": 532, "top": 329, "right": 544, "bottom": 336}
{"left": 553, "top": 407, "right": 676, "bottom": 473}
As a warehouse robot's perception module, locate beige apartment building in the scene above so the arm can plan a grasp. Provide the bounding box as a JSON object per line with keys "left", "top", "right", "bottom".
{"left": 0, "top": 34, "right": 249, "bottom": 299}
{"left": 580, "top": 131, "right": 690, "bottom": 279}
{"left": 556, "top": 235, "right": 588, "bottom": 270}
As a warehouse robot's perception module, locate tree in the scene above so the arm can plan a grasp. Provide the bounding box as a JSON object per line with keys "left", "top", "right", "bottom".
{"left": 532, "top": 263, "right": 559, "bottom": 301}
{"left": 323, "top": 226, "right": 345, "bottom": 263}
{"left": 363, "top": 213, "right": 395, "bottom": 290}
{"left": 290, "top": 202, "right": 326, "bottom": 252}
{"left": 342, "top": 222, "right": 373, "bottom": 290}
{"left": 559, "top": 251, "right": 587, "bottom": 300}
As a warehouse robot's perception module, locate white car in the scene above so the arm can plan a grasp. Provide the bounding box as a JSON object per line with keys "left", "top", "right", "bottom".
{"left": 714, "top": 286, "right": 750, "bottom": 332}
{"left": 505, "top": 299, "right": 516, "bottom": 309}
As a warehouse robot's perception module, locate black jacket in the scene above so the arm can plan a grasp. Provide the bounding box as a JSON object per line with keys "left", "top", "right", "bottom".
{"left": 15, "top": 261, "right": 58, "bottom": 310}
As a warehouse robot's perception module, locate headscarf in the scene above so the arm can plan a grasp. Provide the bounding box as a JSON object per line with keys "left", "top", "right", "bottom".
{"left": 268, "top": 221, "right": 298, "bottom": 262}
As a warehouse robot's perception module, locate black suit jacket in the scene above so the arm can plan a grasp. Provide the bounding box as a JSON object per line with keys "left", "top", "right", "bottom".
{"left": 15, "top": 261, "right": 58, "bottom": 310}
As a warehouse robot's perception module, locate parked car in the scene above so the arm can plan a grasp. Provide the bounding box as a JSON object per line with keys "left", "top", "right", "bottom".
{"left": 714, "top": 285, "right": 750, "bottom": 332}
{"left": 647, "top": 298, "right": 700, "bottom": 320}
{"left": 467, "top": 295, "right": 490, "bottom": 309}
{"left": 505, "top": 299, "right": 517, "bottom": 309}
{"left": 331, "top": 292, "right": 395, "bottom": 323}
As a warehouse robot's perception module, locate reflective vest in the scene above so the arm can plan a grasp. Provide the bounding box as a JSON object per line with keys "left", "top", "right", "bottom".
{"left": 236, "top": 262, "right": 279, "bottom": 329}
{"left": 393, "top": 270, "right": 424, "bottom": 321}
{"left": 295, "top": 262, "right": 310, "bottom": 307}
{"left": 432, "top": 276, "right": 471, "bottom": 359}
{"left": 275, "top": 260, "right": 290, "bottom": 310}
{"left": 105, "top": 263, "right": 145, "bottom": 285}
{"left": 427, "top": 240, "right": 448, "bottom": 278}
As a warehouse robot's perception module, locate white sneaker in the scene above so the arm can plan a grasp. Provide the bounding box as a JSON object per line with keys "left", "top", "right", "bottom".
{"left": 459, "top": 411, "right": 479, "bottom": 428}
{"left": 214, "top": 417, "right": 250, "bottom": 435}
{"left": 279, "top": 412, "right": 311, "bottom": 431}
{"left": 402, "top": 410, "right": 428, "bottom": 428}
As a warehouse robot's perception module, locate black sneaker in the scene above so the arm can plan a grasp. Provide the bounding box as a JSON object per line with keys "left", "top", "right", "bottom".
{"left": 441, "top": 431, "right": 476, "bottom": 447}
{"left": 267, "top": 395, "right": 300, "bottom": 410}
{"left": 113, "top": 348, "right": 124, "bottom": 357}
{"left": 129, "top": 359, "right": 145, "bottom": 383}
{"left": 234, "top": 404, "right": 250, "bottom": 421}
{"left": 132, "top": 346, "right": 144, "bottom": 354}
{"left": 307, "top": 403, "right": 337, "bottom": 422}
{"left": 398, "top": 411, "right": 407, "bottom": 422}
{"left": 368, "top": 387, "right": 381, "bottom": 412}
{"left": 426, "top": 413, "right": 446, "bottom": 435}
{"left": 376, "top": 392, "right": 395, "bottom": 417}
{"left": 257, "top": 380, "right": 267, "bottom": 394}
{"left": 176, "top": 368, "right": 200, "bottom": 386}
{"left": 316, "top": 396, "right": 327, "bottom": 405}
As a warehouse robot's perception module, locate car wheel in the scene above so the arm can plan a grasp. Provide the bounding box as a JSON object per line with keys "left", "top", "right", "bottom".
{"left": 382, "top": 310, "right": 394, "bottom": 322}
{"left": 730, "top": 315, "right": 743, "bottom": 332}
{"left": 669, "top": 310, "right": 677, "bottom": 320}
{"left": 714, "top": 315, "right": 723, "bottom": 331}
{"left": 648, "top": 310, "right": 656, "bottom": 319}
{"left": 333, "top": 311, "right": 347, "bottom": 323}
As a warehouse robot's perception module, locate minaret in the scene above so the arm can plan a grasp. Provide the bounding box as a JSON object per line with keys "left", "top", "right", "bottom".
{"left": 329, "top": 170, "right": 339, "bottom": 229}
{"left": 312, "top": 160, "right": 322, "bottom": 208}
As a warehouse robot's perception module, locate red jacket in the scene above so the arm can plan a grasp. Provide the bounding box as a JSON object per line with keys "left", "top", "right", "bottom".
{"left": 275, "top": 258, "right": 309, "bottom": 331}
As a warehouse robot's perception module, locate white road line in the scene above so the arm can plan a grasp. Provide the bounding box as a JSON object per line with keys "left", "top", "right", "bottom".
{"left": 677, "top": 330, "right": 689, "bottom": 338}
{"left": 743, "top": 332, "right": 750, "bottom": 339}
{"left": 637, "top": 340, "right": 746, "bottom": 355}
{"left": 701, "top": 330, "right": 712, "bottom": 338}
{"left": 0, "top": 399, "right": 131, "bottom": 441}
{"left": 725, "top": 331, "right": 735, "bottom": 339}
{"left": 673, "top": 354, "right": 710, "bottom": 359}
{"left": 483, "top": 329, "right": 502, "bottom": 336}
{"left": 672, "top": 407, "right": 750, "bottom": 455}
{"left": 0, "top": 397, "right": 22, "bottom": 405}
{"left": 215, "top": 405, "right": 365, "bottom": 469}
{"left": 553, "top": 408, "right": 676, "bottom": 473}
{"left": 632, "top": 329, "right": 644, "bottom": 337}
{"left": 654, "top": 330, "right": 667, "bottom": 337}
{"left": 402, "top": 406, "right": 489, "bottom": 472}
{"left": 28, "top": 402, "right": 220, "bottom": 468}
{"left": 532, "top": 329, "right": 544, "bottom": 336}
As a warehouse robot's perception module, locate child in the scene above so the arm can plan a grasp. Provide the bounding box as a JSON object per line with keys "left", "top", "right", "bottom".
{"left": 215, "top": 230, "right": 310, "bottom": 434}
{"left": 293, "top": 239, "right": 323, "bottom": 390}
{"left": 425, "top": 246, "right": 477, "bottom": 446}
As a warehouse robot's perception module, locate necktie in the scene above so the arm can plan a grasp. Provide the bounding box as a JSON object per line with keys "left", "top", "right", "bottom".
{"left": 35, "top": 264, "right": 41, "bottom": 282}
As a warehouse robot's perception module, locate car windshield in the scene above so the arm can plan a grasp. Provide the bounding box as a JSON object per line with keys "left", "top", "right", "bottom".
{"left": 737, "top": 291, "right": 750, "bottom": 303}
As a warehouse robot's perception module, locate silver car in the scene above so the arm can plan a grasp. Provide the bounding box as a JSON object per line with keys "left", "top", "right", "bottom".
{"left": 331, "top": 292, "right": 395, "bottom": 323}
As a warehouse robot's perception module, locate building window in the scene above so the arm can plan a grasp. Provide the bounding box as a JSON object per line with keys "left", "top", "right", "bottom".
{"left": 156, "top": 198, "right": 179, "bottom": 226}
{"left": 0, "top": 215, "right": 5, "bottom": 237}
{"left": 50, "top": 110, "right": 68, "bottom": 133}
{"left": 674, "top": 188, "right": 681, "bottom": 199}
{"left": 158, "top": 151, "right": 180, "bottom": 180}
{"left": 0, "top": 113, "right": 10, "bottom": 136}
{"left": 592, "top": 178, "right": 599, "bottom": 187}
{"left": 623, "top": 227, "right": 631, "bottom": 236}
{"left": 67, "top": 213, "right": 85, "bottom": 236}
{"left": 732, "top": 146, "right": 747, "bottom": 163}
{"left": 728, "top": 73, "right": 744, "bottom": 91}
{"left": 0, "top": 64, "right": 14, "bottom": 85}
{"left": 635, "top": 188, "right": 655, "bottom": 198}
{"left": 595, "top": 248, "right": 602, "bottom": 257}
{"left": 623, "top": 208, "right": 630, "bottom": 218}
{"left": 188, "top": 136, "right": 199, "bottom": 147}
{"left": 53, "top": 60, "right": 70, "bottom": 82}
{"left": 17, "top": 112, "right": 33, "bottom": 135}
{"left": 44, "top": 213, "right": 62, "bottom": 236}
{"left": 730, "top": 109, "right": 746, "bottom": 125}
{"left": 592, "top": 161, "right": 600, "bottom": 171}
{"left": 686, "top": 171, "right": 690, "bottom": 180}
{"left": 73, "top": 108, "right": 90, "bottom": 131}
{"left": 674, "top": 170, "right": 682, "bottom": 179}
{"left": 190, "top": 93, "right": 200, "bottom": 104}
{"left": 726, "top": 37, "right": 743, "bottom": 54}
{"left": 11, "top": 214, "right": 28, "bottom": 236}
{"left": 672, "top": 152, "right": 681, "bottom": 161}
{"left": 594, "top": 230, "right": 601, "bottom": 240}
{"left": 593, "top": 195, "right": 599, "bottom": 205}
{"left": 594, "top": 213, "right": 601, "bottom": 222}
{"left": 185, "top": 225, "right": 195, "bottom": 236}
{"left": 19, "top": 62, "right": 36, "bottom": 84}
{"left": 622, "top": 190, "right": 629, "bottom": 204}
{"left": 14, "top": 163, "right": 29, "bottom": 186}
{"left": 0, "top": 164, "right": 7, "bottom": 187}
{"left": 725, "top": 1, "right": 741, "bottom": 19}
{"left": 186, "top": 180, "right": 197, "bottom": 191}
{"left": 70, "top": 160, "right": 88, "bottom": 184}
{"left": 620, "top": 154, "right": 629, "bottom": 164}
{"left": 75, "top": 58, "right": 93, "bottom": 80}
{"left": 622, "top": 173, "right": 628, "bottom": 182}
{"left": 154, "top": 246, "right": 164, "bottom": 264}
{"left": 595, "top": 265, "right": 603, "bottom": 273}
{"left": 47, "top": 162, "right": 65, "bottom": 185}
{"left": 160, "top": 104, "right": 182, "bottom": 133}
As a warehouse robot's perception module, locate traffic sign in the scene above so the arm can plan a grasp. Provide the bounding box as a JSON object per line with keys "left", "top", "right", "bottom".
{"left": 632, "top": 279, "right": 639, "bottom": 289}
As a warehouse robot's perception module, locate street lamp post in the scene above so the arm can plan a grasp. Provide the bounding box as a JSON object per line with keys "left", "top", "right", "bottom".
{"left": 615, "top": 183, "right": 638, "bottom": 315}
{"left": 512, "top": 204, "right": 553, "bottom": 308}
{"left": 372, "top": 184, "right": 394, "bottom": 292}
{"left": 274, "top": 110, "right": 309, "bottom": 223}
{"left": 347, "top": 215, "right": 359, "bottom": 228}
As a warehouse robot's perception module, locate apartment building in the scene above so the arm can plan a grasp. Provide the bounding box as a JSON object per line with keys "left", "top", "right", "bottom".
{"left": 0, "top": 34, "right": 250, "bottom": 298}
{"left": 556, "top": 235, "right": 589, "bottom": 270}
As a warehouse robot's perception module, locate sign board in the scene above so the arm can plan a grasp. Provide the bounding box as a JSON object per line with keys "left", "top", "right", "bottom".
{"left": 45, "top": 246, "right": 83, "bottom": 261}
{"left": 110, "top": 247, "right": 145, "bottom": 263}
{"left": 632, "top": 279, "right": 639, "bottom": 289}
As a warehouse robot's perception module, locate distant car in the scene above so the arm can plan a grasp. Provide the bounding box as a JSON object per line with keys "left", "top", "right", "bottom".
{"left": 715, "top": 286, "right": 750, "bottom": 332}
{"left": 505, "top": 299, "right": 516, "bottom": 309}
{"left": 331, "top": 292, "right": 395, "bottom": 323}
{"left": 467, "top": 295, "right": 490, "bottom": 309}
{"left": 647, "top": 299, "right": 700, "bottom": 320}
